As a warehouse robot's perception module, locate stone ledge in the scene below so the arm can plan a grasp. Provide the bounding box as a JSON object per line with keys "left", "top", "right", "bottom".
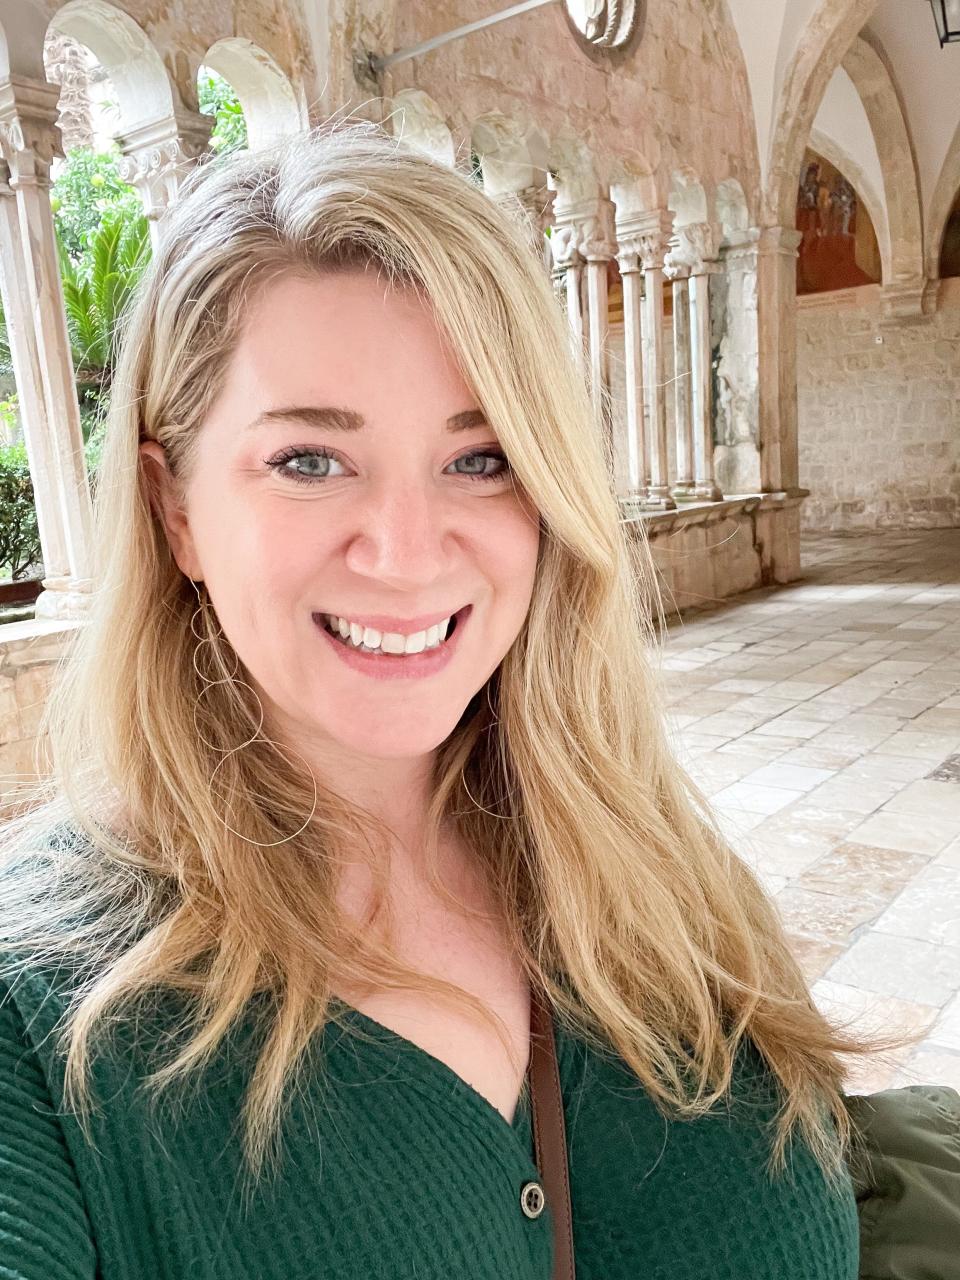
{"left": 619, "top": 488, "right": 809, "bottom": 535}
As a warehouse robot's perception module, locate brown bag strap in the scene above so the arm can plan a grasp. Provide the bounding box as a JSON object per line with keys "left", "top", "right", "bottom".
{"left": 528, "top": 984, "right": 576, "bottom": 1280}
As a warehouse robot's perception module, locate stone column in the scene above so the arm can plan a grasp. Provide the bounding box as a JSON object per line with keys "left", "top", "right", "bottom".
{"left": 549, "top": 218, "right": 586, "bottom": 376}
{"left": 756, "top": 226, "right": 803, "bottom": 493}
{"left": 0, "top": 76, "right": 94, "bottom": 620}
{"left": 613, "top": 232, "right": 647, "bottom": 502}
{"left": 636, "top": 212, "right": 676, "bottom": 509}
{"left": 577, "top": 197, "right": 617, "bottom": 427}
{"left": 662, "top": 248, "right": 694, "bottom": 500}
{"left": 515, "top": 182, "right": 555, "bottom": 273}
{"left": 714, "top": 228, "right": 761, "bottom": 495}
{"left": 668, "top": 222, "right": 723, "bottom": 501}
{"left": 116, "top": 113, "right": 213, "bottom": 252}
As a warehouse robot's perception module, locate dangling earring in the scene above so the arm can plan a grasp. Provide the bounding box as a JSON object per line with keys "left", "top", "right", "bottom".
{"left": 186, "top": 576, "right": 319, "bottom": 847}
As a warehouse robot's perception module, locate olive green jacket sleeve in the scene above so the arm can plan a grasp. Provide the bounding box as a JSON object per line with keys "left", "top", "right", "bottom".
{"left": 846, "top": 1085, "right": 960, "bottom": 1280}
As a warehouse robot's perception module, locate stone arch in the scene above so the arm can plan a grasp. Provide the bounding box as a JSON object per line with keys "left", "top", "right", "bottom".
{"left": 716, "top": 177, "right": 749, "bottom": 247}
{"left": 668, "top": 167, "right": 709, "bottom": 228}
{"left": 202, "top": 37, "right": 306, "bottom": 151}
{"left": 470, "top": 113, "right": 548, "bottom": 199}
{"left": 927, "top": 117, "right": 960, "bottom": 282}
{"left": 384, "top": 90, "right": 455, "bottom": 168}
{"left": 765, "top": 0, "right": 879, "bottom": 227}
{"left": 47, "top": 1, "right": 176, "bottom": 133}
{"left": 0, "top": 1, "right": 50, "bottom": 80}
{"left": 840, "top": 35, "right": 923, "bottom": 291}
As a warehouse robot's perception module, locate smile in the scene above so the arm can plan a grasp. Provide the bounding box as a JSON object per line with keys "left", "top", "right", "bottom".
{"left": 311, "top": 605, "right": 472, "bottom": 681}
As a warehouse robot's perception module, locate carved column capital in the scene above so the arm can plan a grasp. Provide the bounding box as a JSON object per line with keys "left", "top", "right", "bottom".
{"left": 0, "top": 76, "right": 64, "bottom": 186}
{"left": 116, "top": 112, "right": 213, "bottom": 222}
{"left": 664, "top": 221, "right": 718, "bottom": 278}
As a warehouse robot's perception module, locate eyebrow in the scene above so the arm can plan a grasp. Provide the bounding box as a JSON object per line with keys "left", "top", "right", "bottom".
{"left": 245, "top": 406, "right": 490, "bottom": 433}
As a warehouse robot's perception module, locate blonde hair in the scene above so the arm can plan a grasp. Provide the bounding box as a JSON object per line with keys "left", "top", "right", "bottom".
{"left": 0, "top": 118, "right": 898, "bottom": 1192}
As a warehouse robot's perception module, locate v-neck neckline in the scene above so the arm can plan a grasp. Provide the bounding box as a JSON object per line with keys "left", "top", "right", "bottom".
{"left": 326, "top": 995, "right": 537, "bottom": 1157}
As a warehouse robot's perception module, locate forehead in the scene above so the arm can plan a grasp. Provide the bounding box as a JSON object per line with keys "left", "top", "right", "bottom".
{"left": 222, "top": 270, "right": 473, "bottom": 414}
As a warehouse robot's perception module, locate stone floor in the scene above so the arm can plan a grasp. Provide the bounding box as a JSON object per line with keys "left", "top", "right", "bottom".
{"left": 661, "top": 528, "right": 960, "bottom": 1095}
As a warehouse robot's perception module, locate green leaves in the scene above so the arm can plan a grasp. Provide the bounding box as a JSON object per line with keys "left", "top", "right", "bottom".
{"left": 58, "top": 206, "right": 151, "bottom": 379}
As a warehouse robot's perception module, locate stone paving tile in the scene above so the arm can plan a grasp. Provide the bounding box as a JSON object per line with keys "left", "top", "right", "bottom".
{"left": 665, "top": 529, "right": 960, "bottom": 1093}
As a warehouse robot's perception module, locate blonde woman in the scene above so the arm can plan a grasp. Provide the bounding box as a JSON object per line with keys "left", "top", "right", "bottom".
{"left": 0, "top": 121, "right": 882, "bottom": 1279}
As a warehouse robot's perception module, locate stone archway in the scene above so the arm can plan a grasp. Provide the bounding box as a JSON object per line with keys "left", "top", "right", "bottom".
{"left": 202, "top": 36, "right": 306, "bottom": 150}
{"left": 49, "top": 0, "right": 175, "bottom": 133}
{"left": 927, "top": 117, "right": 960, "bottom": 283}
{"left": 384, "top": 89, "right": 455, "bottom": 169}
{"left": 764, "top": 0, "right": 879, "bottom": 229}
{"left": 840, "top": 35, "right": 923, "bottom": 302}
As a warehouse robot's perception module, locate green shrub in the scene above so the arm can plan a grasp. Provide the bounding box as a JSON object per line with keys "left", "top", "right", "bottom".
{"left": 0, "top": 441, "right": 41, "bottom": 580}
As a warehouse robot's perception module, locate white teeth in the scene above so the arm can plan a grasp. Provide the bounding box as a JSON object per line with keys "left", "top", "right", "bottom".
{"left": 324, "top": 612, "right": 456, "bottom": 655}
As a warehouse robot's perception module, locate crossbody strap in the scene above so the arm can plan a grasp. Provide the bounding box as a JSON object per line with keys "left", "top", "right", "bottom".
{"left": 528, "top": 983, "right": 576, "bottom": 1280}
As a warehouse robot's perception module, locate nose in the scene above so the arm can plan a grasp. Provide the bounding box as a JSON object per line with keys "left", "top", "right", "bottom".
{"left": 344, "top": 484, "right": 451, "bottom": 590}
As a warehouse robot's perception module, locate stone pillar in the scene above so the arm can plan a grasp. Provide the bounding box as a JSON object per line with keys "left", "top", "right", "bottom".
{"left": 637, "top": 212, "right": 676, "bottom": 509}
{"left": 549, "top": 218, "right": 586, "bottom": 375}
{"left": 662, "top": 252, "right": 694, "bottom": 500}
{"left": 0, "top": 76, "right": 94, "bottom": 620}
{"left": 756, "top": 226, "right": 803, "bottom": 493}
{"left": 515, "top": 182, "right": 555, "bottom": 273}
{"left": 714, "top": 228, "right": 762, "bottom": 495}
{"left": 577, "top": 197, "right": 617, "bottom": 427}
{"left": 116, "top": 113, "right": 213, "bottom": 252}
{"left": 614, "top": 232, "right": 647, "bottom": 502}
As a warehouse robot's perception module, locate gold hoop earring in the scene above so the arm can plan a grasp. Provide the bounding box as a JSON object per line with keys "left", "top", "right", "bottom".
{"left": 186, "top": 577, "right": 320, "bottom": 847}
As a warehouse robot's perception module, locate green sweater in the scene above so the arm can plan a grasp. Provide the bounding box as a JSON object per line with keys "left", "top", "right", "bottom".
{"left": 0, "top": 952, "right": 859, "bottom": 1279}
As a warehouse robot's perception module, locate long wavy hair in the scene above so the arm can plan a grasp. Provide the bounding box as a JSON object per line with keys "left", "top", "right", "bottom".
{"left": 0, "top": 118, "right": 897, "bottom": 1191}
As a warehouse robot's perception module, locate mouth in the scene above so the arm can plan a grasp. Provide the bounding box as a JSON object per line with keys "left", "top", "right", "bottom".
{"left": 316, "top": 604, "right": 472, "bottom": 657}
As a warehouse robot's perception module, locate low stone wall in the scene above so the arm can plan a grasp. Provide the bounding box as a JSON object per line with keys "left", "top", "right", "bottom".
{"left": 0, "top": 619, "right": 78, "bottom": 819}
{"left": 625, "top": 490, "right": 806, "bottom": 615}
{"left": 797, "top": 279, "right": 960, "bottom": 531}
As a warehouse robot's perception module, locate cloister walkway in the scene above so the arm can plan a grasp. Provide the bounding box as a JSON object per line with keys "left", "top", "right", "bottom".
{"left": 663, "top": 528, "right": 960, "bottom": 1093}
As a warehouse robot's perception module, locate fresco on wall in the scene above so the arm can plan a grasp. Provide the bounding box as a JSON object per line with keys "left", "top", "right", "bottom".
{"left": 940, "top": 191, "right": 960, "bottom": 279}
{"left": 796, "top": 150, "right": 882, "bottom": 294}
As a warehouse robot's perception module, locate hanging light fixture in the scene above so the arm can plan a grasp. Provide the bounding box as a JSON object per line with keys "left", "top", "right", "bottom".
{"left": 930, "top": 0, "right": 960, "bottom": 45}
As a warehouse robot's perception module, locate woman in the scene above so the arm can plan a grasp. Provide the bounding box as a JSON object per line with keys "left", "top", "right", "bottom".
{"left": 0, "top": 120, "right": 887, "bottom": 1279}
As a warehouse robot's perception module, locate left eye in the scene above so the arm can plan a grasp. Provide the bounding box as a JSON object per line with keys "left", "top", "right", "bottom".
{"left": 263, "top": 447, "right": 512, "bottom": 486}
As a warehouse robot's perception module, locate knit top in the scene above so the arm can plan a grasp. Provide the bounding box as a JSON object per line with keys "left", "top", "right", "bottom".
{"left": 0, "top": 913, "right": 860, "bottom": 1279}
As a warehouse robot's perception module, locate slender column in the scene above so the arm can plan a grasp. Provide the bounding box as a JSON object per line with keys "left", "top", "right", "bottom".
{"left": 667, "top": 221, "right": 723, "bottom": 501}
{"left": 614, "top": 233, "right": 647, "bottom": 500}
{"left": 663, "top": 236, "right": 694, "bottom": 499}
{"left": 756, "top": 226, "right": 803, "bottom": 492}
{"left": 577, "top": 197, "right": 617, "bottom": 426}
{"left": 116, "top": 113, "right": 212, "bottom": 252}
{"left": 636, "top": 212, "right": 676, "bottom": 509}
{"left": 688, "top": 265, "right": 722, "bottom": 500}
{"left": 549, "top": 219, "right": 586, "bottom": 375}
{"left": 515, "top": 182, "right": 555, "bottom": 273}
{"left": 0, "top": 76, "right": 94, "bottom": 620}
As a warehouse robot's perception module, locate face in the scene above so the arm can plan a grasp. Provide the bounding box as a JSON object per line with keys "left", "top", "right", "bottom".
{"left": 140, "top": 269, "right": 541, "bottom": 782}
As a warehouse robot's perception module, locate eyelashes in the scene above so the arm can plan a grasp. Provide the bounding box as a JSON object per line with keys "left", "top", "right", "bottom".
{"left": 262, "top": 445, "right": 513, "bottom": 488}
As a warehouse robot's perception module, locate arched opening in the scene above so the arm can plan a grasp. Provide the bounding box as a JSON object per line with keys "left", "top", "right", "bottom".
{"left": 796, "top": 149, "right": 881, "bottom": 294}
{"left": 939, "top": 189, "right": 960, "bottom": 279}
{"left": 196, "top": 63, "right": 249, "bottom": 157}
{"left": 202, "top": 37, "right": 304, "bottom": 152}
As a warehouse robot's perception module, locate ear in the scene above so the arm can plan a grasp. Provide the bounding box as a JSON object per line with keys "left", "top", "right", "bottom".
{"left": 139, "top": 441, "right": 203, "bottom": 581}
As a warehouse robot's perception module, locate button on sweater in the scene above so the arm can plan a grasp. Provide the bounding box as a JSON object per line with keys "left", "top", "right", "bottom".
{"left": 0, "top": 945, "right": 860, "bottom": 1280}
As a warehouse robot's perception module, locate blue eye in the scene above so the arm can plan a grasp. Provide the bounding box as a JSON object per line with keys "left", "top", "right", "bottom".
{"left": 263, "top": 446, "right": 512, "bottom": 487}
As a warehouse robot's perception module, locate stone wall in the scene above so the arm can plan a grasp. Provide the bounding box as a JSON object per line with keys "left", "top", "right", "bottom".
{"left": 0, "top": 621, "right": 73, "bottom": 819}
{"left": 384, "top": 0, "right": 759, "bottom": 205}
{"left": 797, "top": 280, "right": 960, "bottom": 531}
